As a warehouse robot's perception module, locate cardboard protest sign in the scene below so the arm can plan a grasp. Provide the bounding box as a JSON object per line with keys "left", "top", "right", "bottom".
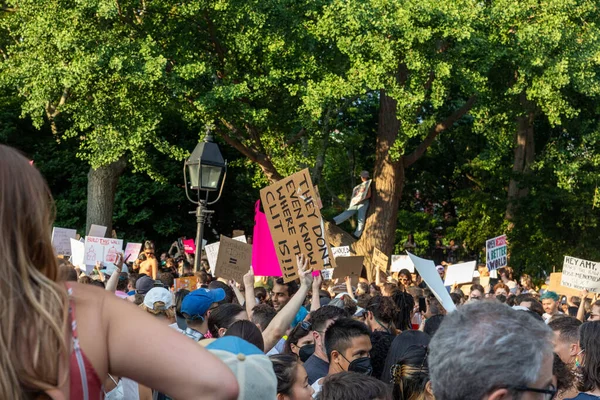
{"left": 88, "top": 224, "right": 107, "bottom": 238}
{"left": 84, "top": 236, "right": 124, "bottom": 274}
{"left": 205, "top": 242, "right": 220, "bottom": 275}
{"left": 174, "top": 276, "right": 199, "bottom": 292}
{"left": 260, "top": 169, "right": 335, "bottom": 283}
{"left": 70, "top": 238, "right": 85, "bottom": 269}
{"left": 548, "top": 273, "right": 587, "bottom": 298}
{"left": 407, "top": 252, "right": 457, "bottom": 313}
{"left": 561, "top": 256, "right": 600, "bottom": 293}
{"left": 52, "top": 227, "right": 77, "bottom": 256}
{"left": 372, "top": 248, "right": 389, "bottom": 273}
{"left": 124, "top": 243, "right": 142, "bottom": 262}
{"left": 391, "top": 254, "right": 414, "bottom": 273}
{"left": 332, "top": 246, "right": 351, "bottom": 259}
{"left": 349, "top": 180, "right": 372, "bottom": 207}
{"left": 214, "top": 236, "right": 253, "bottom": 284}
{"left": 252, "top": 200, "right": 282, "bottom": 277}
{"left": 232, "top": 230, "right": 245, "bottom": 238}
{"left": 486, "top": 234, "right": 507, "bottom": 271}
{"left": 332, "top": 256, "right": 364, "bottom": 286}
{"left": 443, "top": 261, "right": 476, "bottom": 286}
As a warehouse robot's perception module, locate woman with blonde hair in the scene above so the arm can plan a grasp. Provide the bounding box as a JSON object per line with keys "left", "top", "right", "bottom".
{"left": 0, "top": 144, "right": 238, "bottom": 399}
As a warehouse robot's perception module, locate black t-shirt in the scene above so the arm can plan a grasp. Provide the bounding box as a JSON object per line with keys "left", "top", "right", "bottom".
{"left": 370, "top": 330, "right": 395, "bottom": 380}
{"left": 305, "top": 354, "right": 330, "bottom": 385}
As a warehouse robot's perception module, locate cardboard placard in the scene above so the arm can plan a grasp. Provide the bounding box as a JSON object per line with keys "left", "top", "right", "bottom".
{"left": 84, "top": 236, "right": 124, "bottom": 274}
{"left": 174, "top": 276, "right": 199, "bottom": 292}
{"left": 349, "top": 180, "right": 372, "bottom": 207}
{"left": 372, "top": 248, "right": 389, "bottom": 273}
{"left": 52, "top": 227, "right": 77, "bottom": 256}
{"left": 391, "top": 254, "right": 415, "bottom": 273}
{"left": 332, "top": 256, "right": 364, "bottom": 286}
{"left": 561, "top": 256, "right": 600, "bottom": 293}
{"left": 332, "top": 246, "right": 351, "bottom": 259}
{"left": 444, "top": 261, "right": 476, "bottom": 286}
{"left": 486, "top": 234, "right": 507, "bottom": 271}
{"left": 233, "top": 230, "right": 245, "bottom": 238}
{"left": 214, "top": 235, "right": 253, "bottom": 283}
{"left": 88, "top": 224, "right": 108, "bottom": 238}
{"left": 407, "top": 252, "right": 457, "bottom": 313}
{"left": 124, "top": 243, "right": 142, "bottom": 262}
{"left": 260, "top": 169, "right": 335, "bottom": 282}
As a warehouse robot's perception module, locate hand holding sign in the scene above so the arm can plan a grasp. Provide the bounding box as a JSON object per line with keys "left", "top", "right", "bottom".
{"left": 297, "top": 254, "right": 314, "bottom": 288}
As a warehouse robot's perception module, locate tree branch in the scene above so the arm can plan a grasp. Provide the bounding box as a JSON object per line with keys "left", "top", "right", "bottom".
{"left": 403, "top": 95, "right": 477, "bottom": 168}
{"left": 284, "top": 128, "right": 306, "bottom": 147}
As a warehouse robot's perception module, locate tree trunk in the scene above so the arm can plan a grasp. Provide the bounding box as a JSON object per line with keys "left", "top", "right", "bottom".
{"left": 86, "top": 158, "right": 127, "bottom": 236}
{"left": 351, "top": 91, "right": 405, "bottom": 281}
{"left": 505, "top": 110, "right": 535, "bottom": 224}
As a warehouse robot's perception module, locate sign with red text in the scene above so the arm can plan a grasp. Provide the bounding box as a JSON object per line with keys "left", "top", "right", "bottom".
{"left": 260, "top": 169, "right": 335, "bottom": 283}
{"left": 486, "top": 235, "right": 507, "bottom": 271}
{"left": 561, "top": 256, "right": 600, "bottom": 293}
{"left": 84, "top": 236, "right": 123, "bottom": 274}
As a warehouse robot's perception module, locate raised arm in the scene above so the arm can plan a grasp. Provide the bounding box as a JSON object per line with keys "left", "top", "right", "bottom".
{"left": 105, "top": 253, "right": 127, "bottom": 293}
{"left": 243, "top": 268, "right": 257, "bottom": 320}
{"left": 577, "top": 289, "right": 588, "bottom": 322}
{"left": 262, "top": 255, "right": 313, "bottom": 352}
{"left": 102, "top": 288, "right": 238, "bottom": 399}
{"left": 229, "top": 280, "right": 245, "bottom": 306}
{"left": 311, "top": 273, "right": 323, "bottom": 311}
{"left": 345, "top": 276, "right": 356, "bottom": 301}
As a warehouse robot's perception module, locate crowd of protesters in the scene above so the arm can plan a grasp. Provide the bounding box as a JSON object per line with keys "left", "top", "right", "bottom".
{"left": 4, "top": 141, "right": 600, "bottom": 400}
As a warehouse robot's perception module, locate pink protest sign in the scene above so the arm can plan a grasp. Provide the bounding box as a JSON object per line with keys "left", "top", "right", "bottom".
{"left": 183, "top": 239, "right": 196, "bottom": 254}
{"left": 252, "top": 200, "right": 282, "bottom": 277}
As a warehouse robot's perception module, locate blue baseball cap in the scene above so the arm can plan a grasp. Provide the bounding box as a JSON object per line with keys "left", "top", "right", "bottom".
{"left": 206, "top": 336, "right": 263, "bottom": 356}
{"left": 181, "top": 288, "right": 225, "bottom": 319}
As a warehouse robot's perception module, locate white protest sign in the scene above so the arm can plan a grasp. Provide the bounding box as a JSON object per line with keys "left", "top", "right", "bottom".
{"left": 486, "top": 234, "right": 507, "bottom": 271}
{"left": 88, "top": 224, "right": 108, "bottom": 238}
{"left": 70, "top": 238, "right": 85, "bottom": 269}
{"left": 52, "top": 227, "right": 77, "bottom": 256}
{"left": 561, "top": 256, "right": 600, "bottom": 293}
{"left": 444, "top": 261, "right": 476, "bottom": 286}
{"left": 124, "top": 243, "right": 142, "bottom": 262}
{"left": 407, "top": 252, "right": 457, "bottom": 313}
{"left": 391, "top": 255, "right": 415, "bottom": 273}
{"left": 233, "top": 235, "right": 247, "bottom": 244}
{"left": 321, "top": 268, "right": 334, "bottom": 280}
{"left": 205, "top": 242, "right": 221, "bottom": 275}
{"left": 332, "top": 246, "right": 351, "bottom": 259}
{"left": 84, "top": 236, "right": 124, "bottom": 274}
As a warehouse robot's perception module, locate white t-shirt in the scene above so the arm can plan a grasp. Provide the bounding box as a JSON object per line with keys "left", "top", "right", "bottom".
{"left": 311, "top": 378, "right": 324, "bottom": 399}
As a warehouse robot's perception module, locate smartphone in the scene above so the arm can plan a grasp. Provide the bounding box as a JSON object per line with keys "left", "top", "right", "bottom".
{"left": 419, "top": 297, "right": 427, "bottom": 313}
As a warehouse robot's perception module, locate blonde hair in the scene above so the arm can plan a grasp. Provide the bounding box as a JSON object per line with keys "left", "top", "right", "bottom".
{"left": 0, "top": 145, "right": 69, "bottom": 398}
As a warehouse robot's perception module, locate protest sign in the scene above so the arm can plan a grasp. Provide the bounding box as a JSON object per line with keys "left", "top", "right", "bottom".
{"left": 561, "top": 256, "right": 600, "bottom": 293}
{"left": 205, "top": 242, "right": 220, "bottom": 275}
{"left": 252, "top": 200, "right": 282, "bottom": 277}
{"left": 84, "top": 236, "right": 124, "bottom": 274}
{"left": 214, "top": 236, "right": 253, "bottom": 284}
{"left": 183, "top": 239, "right": 196, "bottom": 254}
{"left": 332, "top": 256, "right": 364, "bottom": 286}
{"left": 407, "top": 252, "right": 457, "bottom": 313}
{"left": 332, "top": 246, "right": 351, "bottom": 259}
{"left": 444, "top": 261, "right": 476, "bottom": 286}
{"left": 233, "top": 235, "right": 247, "bottom": 243}
{"left": 70, "top": 238, "right": 85, "bottom": 269}
{"left": 372, "top": 248, "right": 389, "bottom": 273}
{"left": 548, "top": 272, "right": 586, "bottom": 298}
{"left": 232, "top": 230, "right": 245, "bottom": 238}
{"left": 321, "top": 268, "right": 334, "bottom": 280}
{"left": 52, "top": 227, "right": 77, "bottom": 256}
{"left": 174, "top": 276, "right": 199, "bottom": 292}
{"left": 260, "top": 169, "right": 335, "bottom": 282}
{"left": 88, "top": 224, "right": 107, "bottom": 238}
{"left": 391, "top": 255, "right": 414, "bottom": 273}
{"left": 124, "top": 243, "right": 142, "bottom": 262}
{"left": 486, "top": 234, "right": 507, "bottom": 271}
{"left": 349, "top": 180, "right": 372, "bottom": 207}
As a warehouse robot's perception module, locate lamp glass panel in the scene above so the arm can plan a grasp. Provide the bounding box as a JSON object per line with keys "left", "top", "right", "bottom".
{"left": 201, "top": 164, "right": 222, "bottom": 190}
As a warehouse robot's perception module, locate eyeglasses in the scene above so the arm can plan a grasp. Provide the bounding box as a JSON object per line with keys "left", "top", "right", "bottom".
{"left": 300, "top": 321, "right": 312, "bottom": 331}
{"left": 510, "top": 385, "right": 557, "bottom": 400}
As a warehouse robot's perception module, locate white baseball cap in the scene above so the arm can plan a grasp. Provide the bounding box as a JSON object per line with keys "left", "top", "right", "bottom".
{"left": 143, "top": 287, "right": 173, "bottom": 313}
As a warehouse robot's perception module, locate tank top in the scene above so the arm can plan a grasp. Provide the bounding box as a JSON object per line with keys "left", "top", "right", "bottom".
{"left": 67, "top": 284, "right": 104, "bottom": 399}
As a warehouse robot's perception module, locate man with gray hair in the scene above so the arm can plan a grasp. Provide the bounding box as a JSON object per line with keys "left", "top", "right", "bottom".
{"left": 333, "top": 170, "right": 372, "bottom": 238}
{"left": 429, "top": 301, "right": 556, "bottom": 400}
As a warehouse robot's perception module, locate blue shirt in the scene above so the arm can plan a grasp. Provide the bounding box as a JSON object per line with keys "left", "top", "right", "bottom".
{"left": 566, "top": 395, "right": 600, "bottom": 400}
{"left": 292, "top": 306, "right": 309, "bottom": 328}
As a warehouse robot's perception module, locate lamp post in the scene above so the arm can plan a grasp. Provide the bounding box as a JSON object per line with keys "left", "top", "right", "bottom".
{"left": 184, "top": 125, "right": 227, "bottom": 272}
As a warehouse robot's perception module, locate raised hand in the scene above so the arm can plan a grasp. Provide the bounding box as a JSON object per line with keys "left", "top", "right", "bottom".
{"left": 297, "top": 254, "right": 313, "bottom": 287}
{"left": 243, "top": 268, "right": 255, "bottom": 288}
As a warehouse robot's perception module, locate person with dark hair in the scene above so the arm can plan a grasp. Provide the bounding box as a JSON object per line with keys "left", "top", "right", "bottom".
{"left": 58, "top": 263, "right": 78, "bottom": 282}
{"left": 552, "top": 353, "right": 576, "bottom": 400}
{"left": 271, "top": 354, "right": 315, "bottom": 400}
{"left": 311, "top": 318, "right": 372, "bottom": 396}
{"left": 284, "top": 321, "right": 314, "bottom": 361}
{"left": 390, "top": 344, "right": 434, "bottom": 400}
{"left": 520, "top": 295, "right": 545, "bottom": 317}
{"left": 209, "top": 280, "right": 236, "bottom": 304}
{"left": 382, "top": 330, "right": 431, "bottom": 384}
{"left": 469, "top": 284, "right": 485, "bottom": 301}
{"left": 304, "top": 306, "right": 349, "bottom": 385}
{"left": 272, "top": 278, "right": 309, "bottom": 329}
{"left": 255, "top": 286, "right": 268, "bottom": 304}
{"left": 171, "top": 289, "right": 190, "bottom": 331}
{"left": 127, "top": 273, "right": 141, "bottom": 296}
{"left": 398, "top": 269, "right": 413, "bottom": 288}
{"left": 181, "top": 288, "right": 226, "bottom": 341}
{"left": 449, "top": 292, "right": 463, "bottom": 306}
{"left": 224, "top": 320, "right": 265, "bottom": 352}
{"left": 157, "top": 271, "right": 174, "bottom": 291}
{"left": 251, "top": 304, "right": 277, "bottom": 332}
{"left": 208, "top": 303, "right": 248, "bottom": 338}
{"left": 318, "top": 371, "right": 392, "bottom": 400}
{"left": 391, "top": 289, "right": 415, "bottom": 332}
{"left": 139, "top": 240, "right": 159, "bottom": 280}
{"left": 548, "top": 317, "right": 582, "bottom": 366}
{"left": 569, "top": 321, "right": 600, "bottom": 399}
{"left": 423, "top": 314, "right": 445, "bottom": 337}
{"left": 194, "top": 270, "right": 210, "bottom": 289}
{"left": 364, "top": 296, "right": 397, "bottom": 379}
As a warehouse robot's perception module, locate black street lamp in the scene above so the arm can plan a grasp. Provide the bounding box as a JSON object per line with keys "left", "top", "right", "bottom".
{"left": 184, "top": 125, "right": 227, "bottom": 272}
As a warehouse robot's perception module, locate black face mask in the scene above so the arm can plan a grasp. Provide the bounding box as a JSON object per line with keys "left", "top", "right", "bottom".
{"left": 299, "top": 344, "right": 315, "bottom": 363}
{"left": 347, "top": 357, "right": 373, "bottom": 376}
